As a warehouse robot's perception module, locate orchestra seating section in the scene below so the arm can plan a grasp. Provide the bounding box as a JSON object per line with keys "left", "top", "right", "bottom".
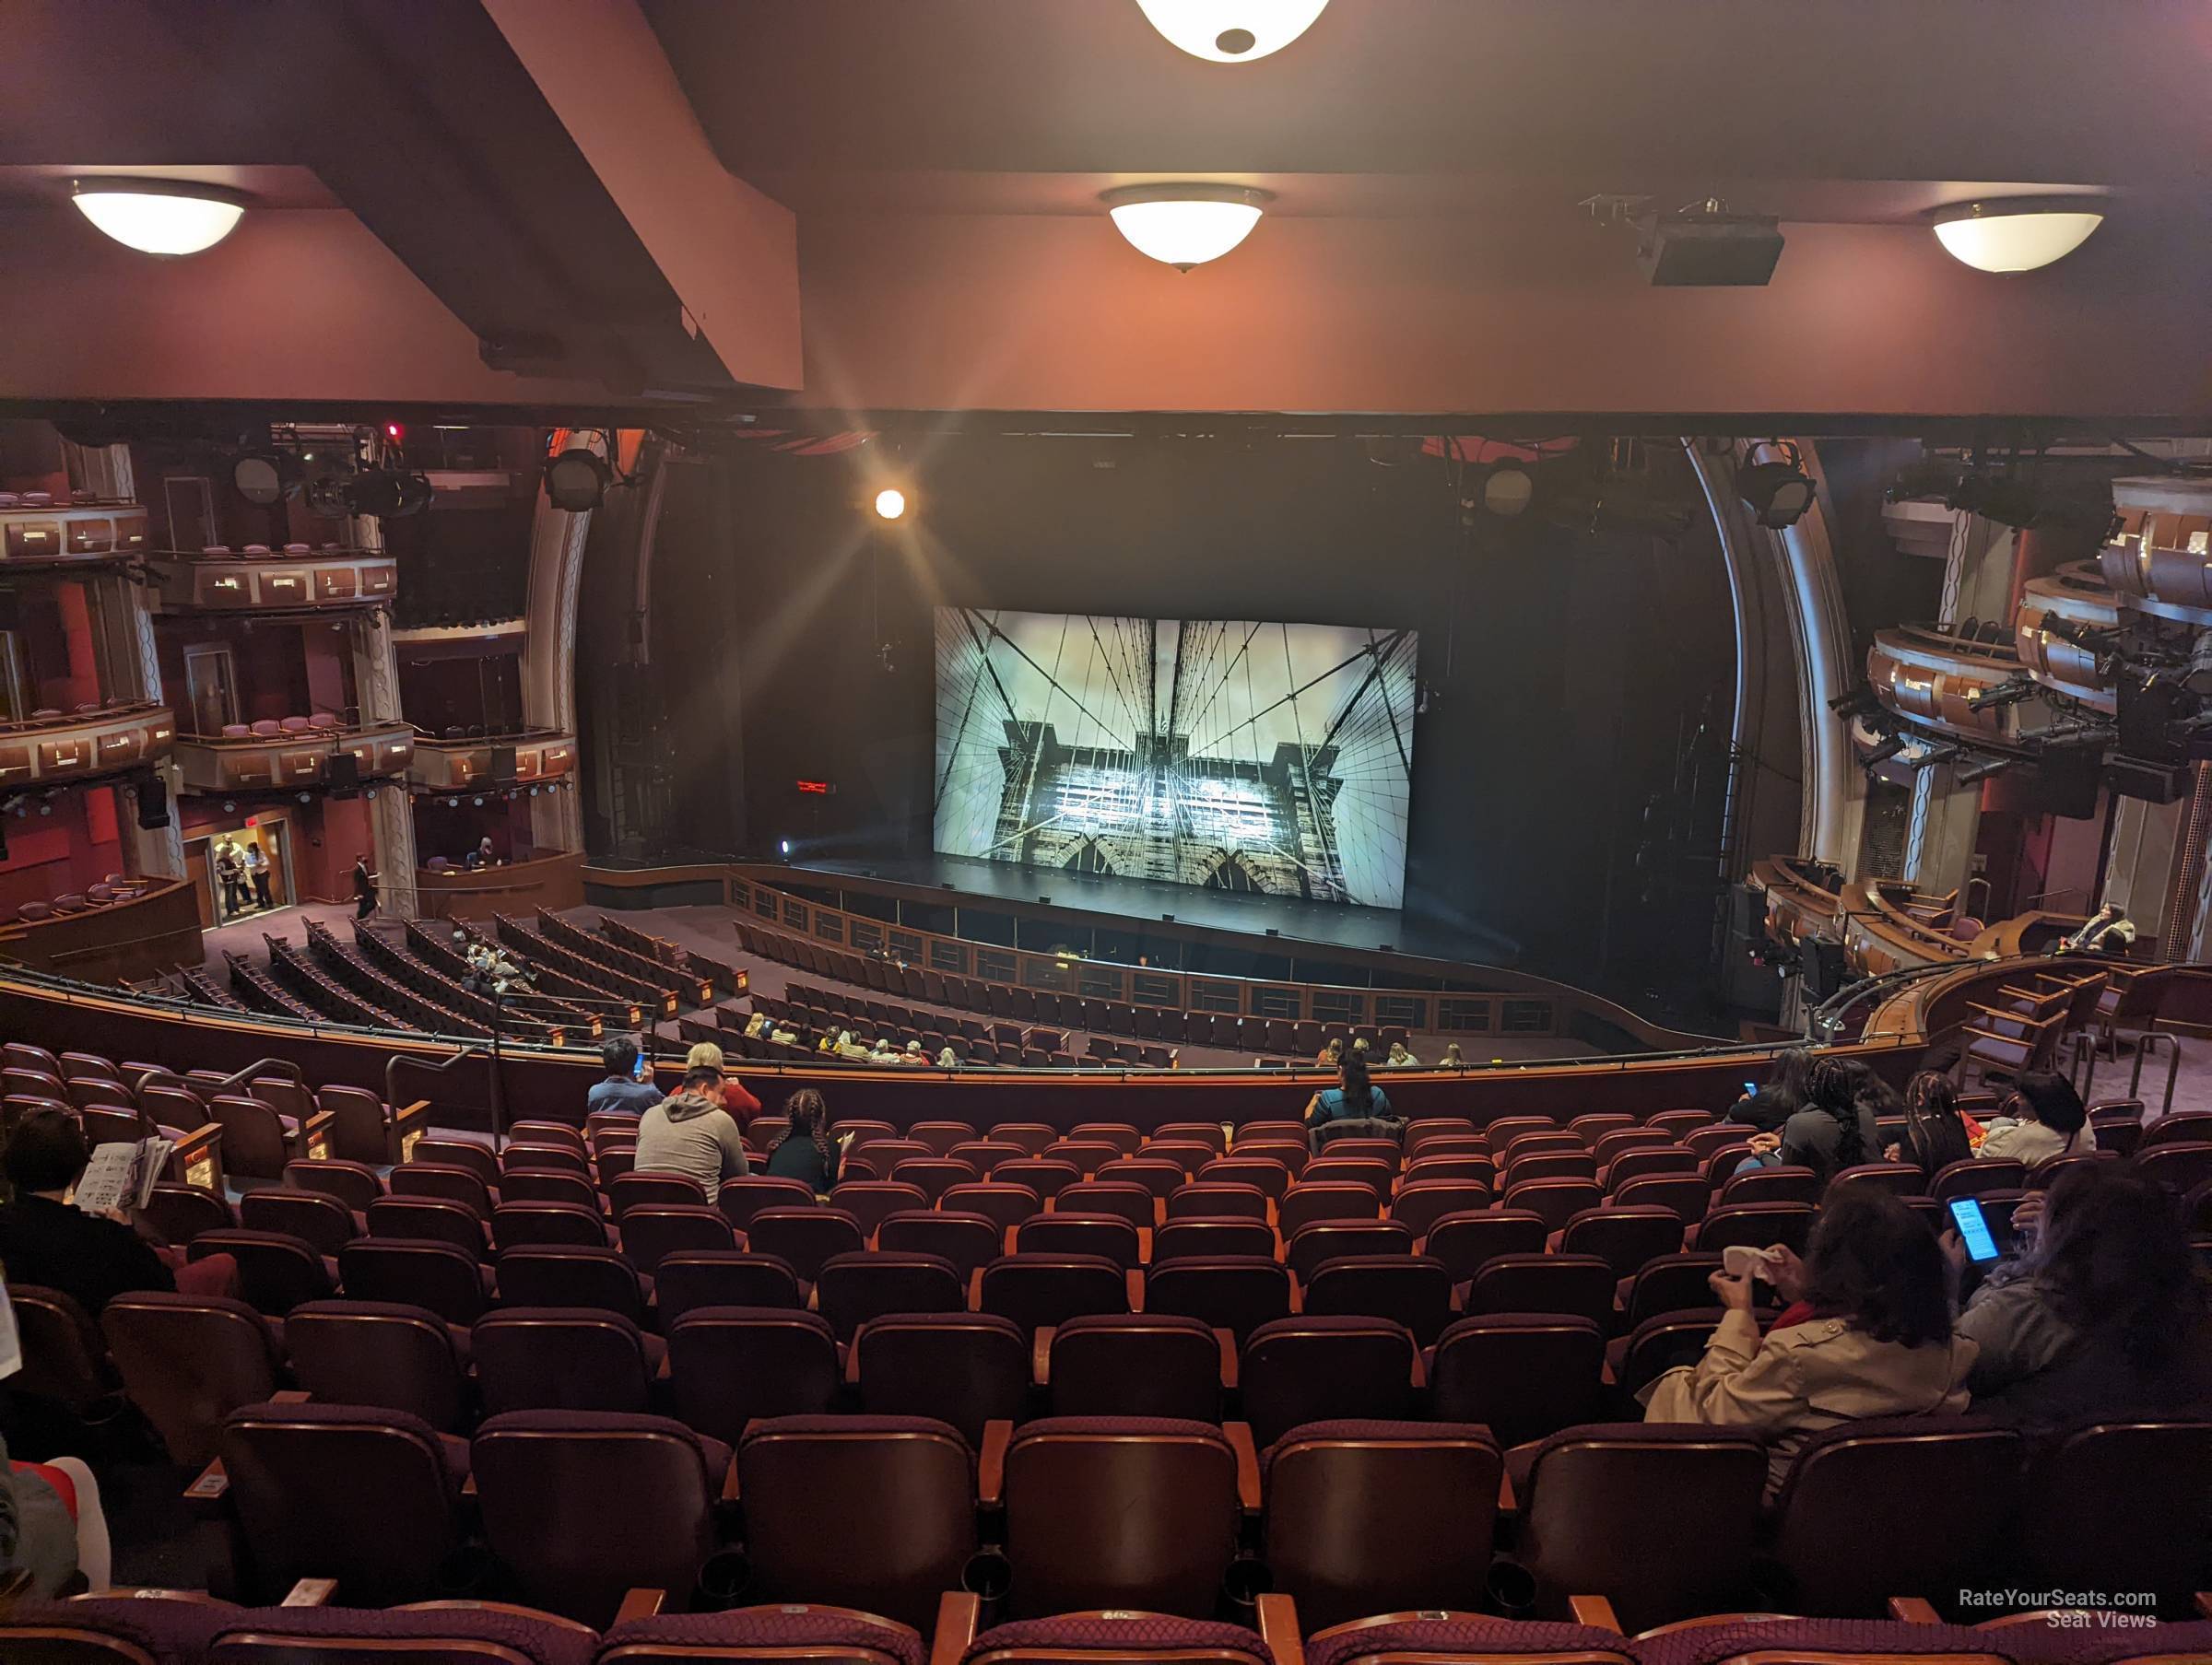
{"left": 5, "top": 1034, "right": 2209, "bottom": 1646}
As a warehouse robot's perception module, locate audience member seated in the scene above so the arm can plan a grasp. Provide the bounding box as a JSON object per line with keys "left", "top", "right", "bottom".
{"left": 1302, "top": 1051, "right": 1397, "bottom": 1144}
{"left": 761, "top": 1087, "right": 848, "bottom": 1197}
{"left": 1730, "top": 1045, "right": 1812, "bottom": 1132}
{"left": 1886, "top": 1069, "right": 1974, "bottom": 1176}
{"left": 0, "top": 1433, "right": 102, "bottom": 1597}
{"left": 684, "top": 1040, "right": 762, "bottom": 1129}
{"left": 0, "top": 1110, "right": 237, "bottom": 1312}
{"left": 1975, "top": 1069, "right": 2093, "bottom": 1164}
{"left": 1741, "top": 1055, "right": 1880, "bottom": 1188}
{"left": 1641, "top": 1190, "right": 1974, "bottom": 1495}
{"left": 587, "top": 1037, "right": 665, "bottom": 1117}
{"left": 634, "top": 1066, "right": 751, "bottom": 1204}
{"left": 1957, "top": 1160, "right": 2212, "bottom": 1425}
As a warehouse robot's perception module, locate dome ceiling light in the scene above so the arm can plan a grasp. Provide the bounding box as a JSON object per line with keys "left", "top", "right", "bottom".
{"left": 1930, "top": 198, "right": 2105, "bottom": 274}
{"left": 1134, "top": 0, "right": 1330, "bottom": 62}
{"left": 72, "top": 177, "right": 247, "bottom": 256}
{"left": 1101, "top": 184, "right": 1273, "bottom": 270}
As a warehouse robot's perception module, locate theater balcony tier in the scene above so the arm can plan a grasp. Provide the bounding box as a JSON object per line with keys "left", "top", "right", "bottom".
{"left": 0, "top": 874, "right": 203, "bottom": 986}
{"left": 172, "top": 720, "right": 415, "bottom": 795}
{"left": 1867, "top": 626, "right": 2043, "bottom": 743}
{"left": 416, "top": 850, "right": 586, "bottom": 920}
{"left": 2015, "top": 562, "right": 2124, "bottom": 713}
{"left": 0, "top": 497, "right": 150, "bottom": 564}
{"left": 406, "top": 731, "right": 576, "bottom": 793}
{"left": 1747, "top": 855, "right": 1844, "bottom": 951}
{"left": 144, "top": 545, "right": 398, "bottom": 614}
{"left": 0, "top": 703, "right": 174, "bottom": 790}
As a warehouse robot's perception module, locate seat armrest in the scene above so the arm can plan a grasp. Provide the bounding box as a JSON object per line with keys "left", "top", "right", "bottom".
{"left": 1224, "top": 1421, "right": 1262, "bottom": 1516}
{"left": 1497, "top": 1468, "right": 1518, "bottom": 1516}
{"left": 1214, "top": 1327, "right": 1238, "bottom": 1389}
{"left": 931, "top": 1591, "right": 981, "bottom": 1665}
{"left": 184, "top": 1459, "right": 228, "bottom": 1502}
{"left": 1568, "top": 1596, "right": 1620, "bottom": 1632}
{"left": 844, "top": 1341, "right": 863, "bottom": 1386}
{"left": 1255, "top": 1593, "right": 1306, "bottom": 1665}
{"left": 978, "top": 1420, "right": 1012, "bottom": 1508}
{"left": 1032, "top": 1326, "right": 1054, "bottom": 1388}
{"left": 616, "top": 1589, "right": 667, "bottom": 1623}
{"left": 281, "top": 1579, "right": 335, "bottom": 1607}
{"left": 1888, "top": 1598, "right": 1943, "bottom": 1624}
{"left": 271, "top": 1389, "right": 310, "bottom": 1405}
{"left": 300, "top": 1108, "right": 337, "bottom": 1159}
{"left": 2194, "top": 1592, "right": 2212, "bottom": 1621}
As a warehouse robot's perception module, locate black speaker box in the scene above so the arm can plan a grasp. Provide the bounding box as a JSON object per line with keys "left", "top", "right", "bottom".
{"left": 2106, "top": 756, "right": 2192, "bottom": 803}
{"left": 489, "top": 744, "right": 519, "bottom": 784}
{"left": 1800, "top": 936, "right": 1850, "bottom": 1001}
{"left": 326, "top": 750, "right": 361, "bottom": 793}
{"left": 135, "top": 774, "right": 171, "bottom": 830}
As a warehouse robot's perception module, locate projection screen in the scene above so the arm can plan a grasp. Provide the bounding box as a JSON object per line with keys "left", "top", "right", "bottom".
{"left": 934, "top": 609, "right": 1417, "bottom": 909}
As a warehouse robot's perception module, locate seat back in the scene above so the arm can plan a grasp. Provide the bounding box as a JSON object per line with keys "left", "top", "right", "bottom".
{"left": 1263, "top": 1420, "right": 1502, "bottom": 1632}
{"left": 1143, "top": 1257, "right": 1291, "bottom": 1343}
{"left": 1102, "top": 1159, "right": 1203, "bottom": 1202}
{"left": 491, "top": 1202, "right": 609, "bottom": 1254}
{"left": 716, "top": 1175, "right": 821, "bottom": 1232}
{"left": 1286, "top": 1219, "right": 1413, "bottom": 1284}
{"left": 284, "top": 1300, "right": 470, "bottom": 1430}
{"left": 1166, "top": 1182, "right": 1269, "bottom": 1222}
{"left": 738, "top": 1415, "right": 977, "bottom": 1632}
{"left": 620, "top": 1204, "right": 736, "bottom": 1273}
{"left": 747, "top": 1207, "right": 866, "bottom": 1283}
{"left": 211, "top": 1095, "right": 295, "bottom": 1179}
{"left": 1422, "top": 1209, "right": 1550, "bottom": 1283}
{"left": 314, "top": 1084, "right": 393, "bottom": 1164}
{"left": 1278, "top": 1182, "right": 1382, "bottom": 1238}
{"left": 1499, "top": 1177, "right": 1603, "bottom": 1231}
{"left": 7, "top": 1284, "right": 116, "bottom": 1413}
{"left": 472, "top": 1410, "right": 722, "bottom": 1626}
{"left": 1929, "top": 1157, "right": 2026, "bottom": 1202}
{"left": 146, "top": 1181, "right": 238, "bottom": 1246}
{"left": 1718, "top": 1165, "right": 1820, "bottom": 1207}
{"left": 1768, "top": 1416, "right": 2026, "bottom": 1615}
{"left": 337, "top": 1237, "right": 489, "bottom": 1325}
{"left": 815, "top": 1251, "right": 964, "bottom": 1341}
{"left": 1302, "top": 1254, "right": 1453, "bottom": 1344}
{"left": 1695, "top": 1201, "right": 1816, "bottom": 1254}
{"left": 1016, "top": 1213, "right": 1143, "bottom": 1271}
{"left": 100, "top": 1293, "right": 281, "bottom": 1465}
{"left": 876, "top": 1210, "right": 1005, "bottom": 1282}
{"left": 1152, "top": 1217, "right": 1275, "bottom": 1262}
{"left": 853, "top": 1312, "right": 1029, "bottom": 1448}
{"left": 474, "top": 1307, "right": 653, "bottom": 1414}
{"left": 218, "top": 1400, "right": 461, "bottom": 1603}
{"left": 1430, "top": 1313, "right": 1607, "bottom": 1447}
{"left": 1556, "top": 1206, "right": 1686, "bottom": 1282}
{"left": 1240, "top": 1315, "right": 1418, "bottom": 1448}
{"left": 1465, "top": 1253, "right": 1617, "bottom": 1328}
{"left": 500, "top": 1168, "right": 602, "bottom": 1212}
{"left": 1048, "top": 1313, "right": 1222, "bottom": 1422}
{"left": 390, "top": 1160, "right": 497, "bottom": 1218}
{"left": 609, "top": 1171, "right": 712, "bottom": 1216}
{"left": 284, "top": 1157, "right": 383, "bottom": 1213}
{"left": 366, "top": 1195, "right": 488, "bottom": 1260}
{"left": 829, "top": 1179, "right": 930, "bottom": 1239}
{"left": 1002, "top": 1416, "right": 1241, "bottom": 1618}
{"left": 979, "top": 1253, "right": 1130, "bottom": 1334}
{"left": 654, "top": 1250, "right": 803, "bottom": 1322}
{"left": 667, "top": 1307, "right": 841, "bottom": 1441}
{"left": 188, "top": 1228, "right": 332, "bottom": 1315}
{"left": 2020, "top": 1417, "right": 2212, "bottom": 1609}
{"left": 991, "top": 1159, "right": 1084, "bottom": 1200}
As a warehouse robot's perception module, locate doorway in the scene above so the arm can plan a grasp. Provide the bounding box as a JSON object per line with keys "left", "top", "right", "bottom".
{"left": 188, "top": 812, "right": 294, "bottom": 926}
{"left": 182, "top": 644, "right": 239, "bottom": 737}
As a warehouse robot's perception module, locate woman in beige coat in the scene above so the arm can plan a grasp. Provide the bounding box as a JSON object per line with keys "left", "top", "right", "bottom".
{"left": 1643, "top": 1191, "right": 1976, "bottom": 1495}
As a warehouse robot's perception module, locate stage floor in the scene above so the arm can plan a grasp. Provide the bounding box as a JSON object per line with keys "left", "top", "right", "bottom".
{"left": 791, "top": 851, "right": 1519, "bottom": 967}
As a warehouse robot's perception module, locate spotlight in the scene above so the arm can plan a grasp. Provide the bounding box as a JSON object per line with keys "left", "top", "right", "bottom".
{"left": 779, "top": 838, "right": 792, "bottom": 856}
{"left": 72, "top": 177, "right": 246, "bottom": 256}
{"left": 546, "top": 448, "right": 612, "bottom": 512}
{"left": 1862, "top": 733, "right": 1906, "bottom": 767}
{"left": 1827, "top": 686, "right": 1883, "bottom": 721}
{"left": 1464, "top": 463, "right": 1534, "bottom": 521}
{"left": 231, "top": 451, "right": 298, "bottom": 507}
{"left": 1956, "top": 754, "right": 2014, "bottom": 785}
{"left": 344, "top": 469, "right": 435, "bottom": 519}
{"left": 1737, "top": 441, "right": 1816, "bottom": 529}
{"left": 872, "top": 487, "right": 909, "bottom": 522}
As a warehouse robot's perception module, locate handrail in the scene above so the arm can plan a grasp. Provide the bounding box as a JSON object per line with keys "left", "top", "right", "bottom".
{"left": 210, "top": 1055, "right": 308, "bottom": 1096}
{"left": 387, "top": 1042, "right": 500, "bottom": 1145}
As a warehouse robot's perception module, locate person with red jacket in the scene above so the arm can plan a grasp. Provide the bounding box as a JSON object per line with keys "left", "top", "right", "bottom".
{"left": 685, "top": 1041, "right": 761, "bottom": 1129}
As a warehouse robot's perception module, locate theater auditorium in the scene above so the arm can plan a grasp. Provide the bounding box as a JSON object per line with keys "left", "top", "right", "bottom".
{"left": 0, "top": 3, "right": 2208, "bottom": 1661}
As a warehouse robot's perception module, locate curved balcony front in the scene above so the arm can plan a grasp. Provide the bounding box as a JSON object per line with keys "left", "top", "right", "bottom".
{"left": 1840, "top": 875, "right": 1981, "bottom": 979}
{"left": 2014, "top": 561, "right": 2124, "bottom": 712}
{"left": 145, "top": 544, "right": 398, "bottom": 614}
{"left": 0, "top": 497, "right": 150, "bottom": 565}
{"left": 1747, "top": 855, "right": 1844, "bottom": 951}
{"left": 406, "top": 731, "right": 576, "bottom": 794}
{"left": 1867, "top": 627, "right": 2042, "bottom": 745}
{"left": 173, "top": 720, "right": 415, "bottom": 795}
{"left": 0, "top": 702, "right": 174, "bottom": 791}
{"left": 2097, "top": 475, "right": 2212, "bottom": 626}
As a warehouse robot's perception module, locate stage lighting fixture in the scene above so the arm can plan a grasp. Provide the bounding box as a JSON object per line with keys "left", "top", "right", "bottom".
{"left": 1862, "top": 732, "right": 1906, "bottom": 767}
{"left": 73, "top": 178, "right": 246, "bottom": 255}
{"left": 1737, "top": 442, "right": 1816, "bottom": 529}
{"left": 779, "top": 838, "right": 792, "bottom": 856}
{"left": 873, "top": 487, "right": 909, "bottom": 521}
{"left": 546, "top": 448, "right": 612, "bottom": 512}
{"left": 346, "top": 468, "right": 435, "bottom": 519}
{"left": 1955, "top": 754, "right": 2014, "bottom": 785}
{"left": 1101, "top": 184, "right": 1271, "bottom": 270}
{"left": 1931, "top": 199, "right": 2103, "bottom": 274}
{"left": 1828, "top": 686, "right": 1882, "bottom": 721}
{"left": 1134, "top": 0, "right": 1329, "bottom": 62}
{"left": 1480, "top": 463, "right": 1535, "bottom": 519}
{"left": 231, "top": 451, "right": 297, "bottom": 507}
{"left": 1634, "top": 199, "right": 1784, "bottom": 287}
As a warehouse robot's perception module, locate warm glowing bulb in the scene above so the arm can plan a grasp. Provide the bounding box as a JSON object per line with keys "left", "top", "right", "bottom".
{"left": 1931, "top": 202, "right": 2103, "bottom": 273}
{"left": 874, "top": 488, "right": 908, "bottom": 521}
{"left": 72, "top": 182, "right": 245, "bottom": 255}
{"left": 1135, "top": 0, "right": 1330, "bottom": 62}
{"left": 1101, "top": 185, "right": 1273, "bottom": 270}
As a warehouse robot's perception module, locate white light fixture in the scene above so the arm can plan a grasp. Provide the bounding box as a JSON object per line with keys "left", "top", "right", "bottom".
{"left": 1135, "top": 0, "right": 1329, "bottom": 62}
{"left": 1102, "top": 184, "right": 1273, "bottom": 270}
{"left": 71, "top": 178, "right": 247, "bottom": 256}
{"left": 873, "top": 487, "right": 909, "bottom": 521}
{"left": 1930, "top": 198, "right": 2104, "bottom": 274}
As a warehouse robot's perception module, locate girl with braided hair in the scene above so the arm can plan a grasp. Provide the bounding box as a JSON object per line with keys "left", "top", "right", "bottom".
{"left": 1888, "top": 1069, "right": 1974, "bottom": 1177}
{"left": 1763, "top": 1053, "right": 1881, "bottom": 1190}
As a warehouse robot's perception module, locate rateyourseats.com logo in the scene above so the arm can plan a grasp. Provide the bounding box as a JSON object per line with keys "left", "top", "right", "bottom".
{"left": 1957, "top": 1590, "right": 2160, "bottom": 1626}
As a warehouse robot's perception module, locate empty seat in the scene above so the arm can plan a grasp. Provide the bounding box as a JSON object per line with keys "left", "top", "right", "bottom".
{"left": 815, "top": 1251, "right": 964, "bottom": 1341}
{"left": 146, "top": 1182, "right": 239, "bottom": 1245}
{"left": 474, "top": 1307, "right": 655, "bottom": 1414}
{"left": 1167, "top": 1182, "right": 1270, "bottom": 1222}
{"left": 1145, "top": 1257, "right": 1292, "bottom": 1342}
{"left": 1717, "top": 1164, "right": 1821, "bottom": 1207}
{"left": 978, "top": 1253, "right": 1129, "bottom": 1335}
{"left": 1303, "top": 1254, "right": 1453, "bottom": 1345}
{"left": 1066, "top": 1178, "right": 1158, "bottom": 1231}
{"left": 1423, "top": 1209, "right": 1551, "bottom": 1284}
{"left": 492, "top": 1202, "right": 612, "bottom": 1254}
{"left": 889, "top": 1157, "right": 982, "bottom": 1203}
{"left": 218, "top": 1400, "right": 467, "bottom": 1604}
{"left": 655, "top": 1250, "right": 802, "bottom": 1322}
{"left": 1000, "top": 1416, "right": 1241, "bottom": 1618}
{"left": 1390, "top": 1179, "right": 1493, "bottom": 1239}
{"left": 1016, "top": 1213, "right": 1143, "bottom": 1270}
{"left": 715, "top": 1175, "right": 820, "bottom": 1232}
{"left": 1500, "top": 1177, "right": 1603, "bottom": 1232}
{"left": 1557, "top": 1205, "right": 1685, "bottom": 1281}
{"left": 667, "top": 1307, "right": 841, "bottom": 1441}
{"left": 314, "top": 1085, "right": 403, "bottom": 1165}
{"left": 738, "top": 1414, "right": 977, "bottom": 1632}
{"left": 391, "top": 1160, "right": 497, "bottom": 1218}
{"left": 1696, "top": 1201, "right": 1817, "bottom": 1254}
{"left": 1430, "top": 1313, "right": 1607, "bottom": 1448}
{"left": 607, "top": 1172, "right": 712, "bottom": 1216}
{"left": 100, "top": 1292, "right": 283, "bottom": 1465}
{"left": 743, "top": 1208, "right": 866, "bottom": 1284}
{"left": 992, "top": 1159, "right": 1084, "bottom": 1200}
{"left": 1286, "top": 1218, "right": 1413, "bottom": 1284}
{"left": 472, "top": 1410, "right": 729, "bottom": 1626}
{"left": 337, "top": 1238, "right": 490, "bottom": 1325}
{"left": 283, "top": 1300, "right": 471, "bottom": 1431}
{"left": 830, "top": 1179, "right": 930, "bottom": 1239}
{"left": 284, "top": 1157, "right": 383, "bottom": 1213}
{"left": 1049, "top": 1312, "right": 1223, "bottom": 1421}
{"left": 1197, "top": 1157, "right": 1291, "bottom": 1201}
{"left": 1264, "top": 1420, "right": 1502, "bottom": 1632}
{"left": 1152, "top": 1217, "right": 1276, "bottom": 1262}
{"left": 500, "top": 1168, "right": 601, "bottom": 1212}
{"left": 2020, "top": 1415, "right": 2212, "bottom": 1611}
{"left": 187, "top": 1228, "right": 332, "bottom": 1316}
{"left": 854, "top": 1312, "right": 1029, "bottom": 1448}
{"left": 1278, "top": 1181, "right": 1382, "bottom": 1238}
{"left": 1241, "top": 1314, "right": 1418, "bottom": 1448}
{"left": 1465, "top": 1253, "right": 1616, "bottom": 1329}
{"left": 620, "top": 1203, "right": 737, "bottom": 1273}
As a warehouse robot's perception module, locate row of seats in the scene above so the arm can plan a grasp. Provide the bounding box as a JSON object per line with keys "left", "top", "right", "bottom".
{"left": 208, "top": 714, "right": 346, "bottom": 739}
{"left": 17, "top": 1591, "right": 2208, "bottom": 1665}
{"left": 38, "top": 1390, "right": 2212, "bottom": 1635}
{"left": 6, "top": 872, "right": 147, "bottom": 923}
{"left": 747, "top": 988, "right": 1078, "bottom": 1068}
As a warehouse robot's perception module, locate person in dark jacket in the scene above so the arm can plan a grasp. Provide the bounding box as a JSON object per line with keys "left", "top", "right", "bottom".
{"left": 763, "top": 1088, "right": 848, "bottom": 1197}
{"left": 1756, "top": 1054, "right": 1880, "bottom": 1189}
{"left": 1956, "top": 1161, "right": 2212, "bottom": 1427}
{"left": 351, "top": 854, "right": 378, "bottom": 920}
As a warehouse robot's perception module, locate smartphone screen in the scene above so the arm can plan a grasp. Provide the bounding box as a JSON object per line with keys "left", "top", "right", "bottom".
{"left": 1948, "top": 1196, "right": 2002, "bottom": 1263}
{"left": 1743, "top": 1080, "right": 1758, "bottom": 1096}
{"left": 633, "top": 1051, "right": 651, "bottom": 1083}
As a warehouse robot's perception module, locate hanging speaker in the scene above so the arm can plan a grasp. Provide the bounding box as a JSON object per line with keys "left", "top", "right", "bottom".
{"left": 135, "top": 774, "right": 171, "bottom": 830}
{"left": 489, "top": 744, "right": 519, "bottom": 784}
{"left": 326, "top": 750, "right": 362, "bottom": 795}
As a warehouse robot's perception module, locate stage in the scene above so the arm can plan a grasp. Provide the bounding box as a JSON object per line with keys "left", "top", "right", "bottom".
{"left": 788, "top": 850, "right": 1520, "bottom": 968}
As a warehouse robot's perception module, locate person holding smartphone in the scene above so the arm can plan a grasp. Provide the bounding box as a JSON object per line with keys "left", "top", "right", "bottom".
{"left": 587, "top": 1037, "right": 665, "bottom": 1117}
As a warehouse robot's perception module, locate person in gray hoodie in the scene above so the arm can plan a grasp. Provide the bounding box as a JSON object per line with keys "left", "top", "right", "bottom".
{"left": 633, "top": 1065, "right": 750, "bottom": 1204}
